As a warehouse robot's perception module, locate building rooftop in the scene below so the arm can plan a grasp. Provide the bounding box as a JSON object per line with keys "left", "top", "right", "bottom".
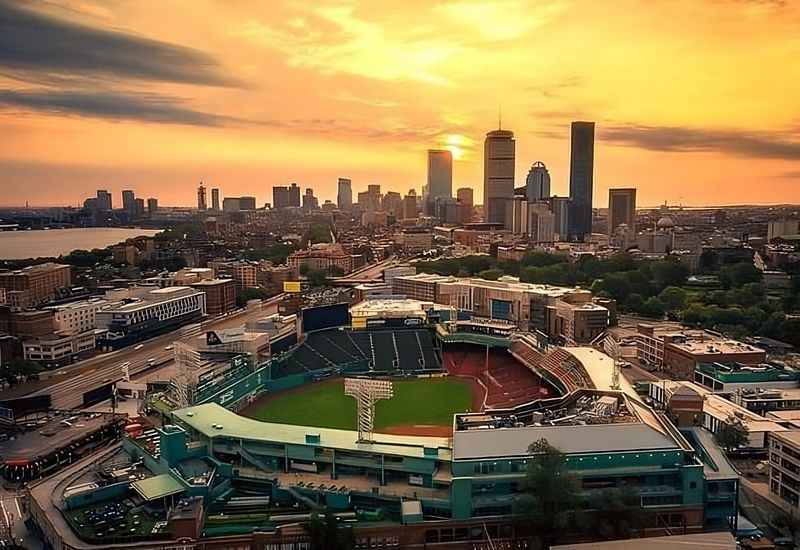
{"left": 172, "top": 403, "right": 452, "bottom": 461}
{"left": 132, "top": 473, "right": 185, "bottom": 501}
{"left": 696, "top": 361, "right": 800, "bottom": 383}
{"left": 553, "top": 532, "right": 736, "bottom": 550}
{"left": 452, "top": 423, "right": 679, "bottom": 461}
{"left": 0, "top": 412, "right": 120, "bottom": 461}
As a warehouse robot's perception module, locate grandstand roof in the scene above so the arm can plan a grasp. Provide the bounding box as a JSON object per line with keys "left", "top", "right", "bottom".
{"left": 452, "top": 423, "right": 679, "bottom": 460}
{"left": 132, "top": 473, "right": 185, "bottom": 501}
{"left": 172, "top": 403, "right": 453, "bottom": 460}
{"left": 565, "top": 347, "right": 638, "bottom": 397}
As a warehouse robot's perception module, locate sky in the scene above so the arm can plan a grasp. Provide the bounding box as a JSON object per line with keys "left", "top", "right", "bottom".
{"left": 1, "top": 0, "right": 800, "bottom": 208}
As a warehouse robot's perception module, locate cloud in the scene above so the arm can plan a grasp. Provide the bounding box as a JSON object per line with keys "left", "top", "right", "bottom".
{"left": 0, "top": 88, "right": 238, "bottom": 126}
{"left": 774, "top": 170, "right": 800, "bottom": 179}
{"left": 0, "top": 1, "right": 236, "bottom": 86}
{"left": 600, "top": 124, "right": 800, "bottom": 160}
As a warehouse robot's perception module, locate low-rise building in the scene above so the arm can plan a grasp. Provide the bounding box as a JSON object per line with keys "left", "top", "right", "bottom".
{"left": 287, "top": 243, "right": 356, "bottom": 276}
{"left": 769, "top": 430, "right": 800, "bottom": 508}
{"left": 23, "top": 329, "right": 98, "bottom": 366}
{"left": 0, "top": 262, "right": 71, "bottom": 309}
{"left": 190, "top": 278, "right": 236, "bottom": 315}
{"left": 45, "top": 298, "right": 110, "bottom": 334}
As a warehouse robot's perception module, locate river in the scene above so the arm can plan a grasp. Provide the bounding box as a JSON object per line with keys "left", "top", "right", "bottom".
{"left": 0, "top": 227, "right": 162, "bottom": 260}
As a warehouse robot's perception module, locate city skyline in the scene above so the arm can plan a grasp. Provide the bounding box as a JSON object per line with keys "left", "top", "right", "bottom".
{"left": 2, "top": 1, "right": 800, "bottom": 208}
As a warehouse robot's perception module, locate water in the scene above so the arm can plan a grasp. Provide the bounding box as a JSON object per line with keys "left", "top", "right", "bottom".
{"left": 0, "top": 227, "right": 162, "bottom": 260}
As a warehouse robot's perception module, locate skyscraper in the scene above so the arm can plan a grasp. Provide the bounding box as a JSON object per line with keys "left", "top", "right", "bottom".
{"left": 211, "top": 188, "right": 220, "bottom": 211}
{"left": 403, "top": 189, "right": 418, "bottom": 220}
{"left": 121, "top": 190, "right": 135, "bottom": 216}
{"left": 147, "top": 197, "right": 158, "bottom": 215}
{"left": 337, "top": 178, "right": 352, "bottom": 210}
{"left": 302, "top": 188, "right": 319, "bottom": 210}
{"left": 608, "top": 188, "right": 637, "bottom": 236}
{"left": 288, "top": 183, "right": 301, "bottom": 207}
{"left": 426, "top": 149, "right": 453, "bottom": 213}
{"left": 567, "top": 121, "right": 595, "bottom": 241}
{"left": 525, "top": 161, "right": 550, "bottom": 202}
{"left": 483, "top": 129, "right": 515, "bottom": 225}
{"left": 549, "top": 196, "right": 570, "bottom": 241}
{"left": 197, "top": 183, "right": 207, "bottom": 211}
{"left": 273, "top": 186, "right": 289, "bottom": 208}
{"left": 457, "top": 187, "right": 474, "bottom": 224}
{"left": 96, "top": 189, "right": 112, "bottom": 211}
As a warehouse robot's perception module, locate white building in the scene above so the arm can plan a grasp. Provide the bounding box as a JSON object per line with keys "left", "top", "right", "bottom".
{"left": 24, "top": 329, "right": 97, "bottom": 364}
{"left": 46, "top": 298, "right": 110, "bottom": 334}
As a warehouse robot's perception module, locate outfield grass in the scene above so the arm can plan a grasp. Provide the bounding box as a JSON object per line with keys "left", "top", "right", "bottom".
{"left": 245, "top": 378, "right": 472, "bottom": 430}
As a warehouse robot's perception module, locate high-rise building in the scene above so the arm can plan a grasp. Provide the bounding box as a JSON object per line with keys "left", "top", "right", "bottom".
{"left": 134, "top": 198, "right": 144, "bottom": 218}
{"left": 483, "top": 129, "right": 515, "bottom": 225}
{"left": 506, "top": 196, "right": 528, "bottom": 235}
{"left": 239, "top": 196, "right": 257, "bottom": 210}
{"left": 337, "top": 178, "right": 352, "bottom": 210}
{"left": 121, "top": 190, "right": 135, "bottom": 216}
{"left": 211, "top": 188, "right": 220, "bottom": 211}
{"left": 197, "top": 183, "right": 208, "bottom": 211}
{"left": 302, "top": 188, "right": 319, "bottom": 211}
{"left": 382, "top": 191, "right": 403, "bottom": 218}
{"left": 427, "top": 149, "right": 453, "bottom": 213}
{"left": 147, "top": 198, "right": 158, "bottom": 215}
{"left": 96, "top": 190, "right": 112, "bottom": 211}
{"left": 549, "top": 196, "right": 570, "bottom": 241}
{"left": 273, "top": 186, "right": 289, "bottom": 208}
{"left": 568, "top": 121, "right": 595, "bottom": 241}
{"left": 529, "top": 202, "right": 555, "bottom": 243}
{"left": 288, "top": 183, "right": 301, "bottom": 207}
{"left": 608, "top": 188, "right": 637, "bottom": 236}
{"left": 403, "top": 189, "right": 418, "bottom": 220}
{"left": 525, "top": 161, "right": 550, "bottom": 202}
{"left": 456, "top": 187, "right": 473, "bottom": 207}
{"left": 358, "top": 185, "right": 382, "bottom": 213}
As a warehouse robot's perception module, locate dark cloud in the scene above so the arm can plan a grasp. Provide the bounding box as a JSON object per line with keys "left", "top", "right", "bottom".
{"left": 0, "top": 1, "right": 236, "bottom": 87}
{"left": 0, "top": 88, "right": 238, "bottom": 126}
{"left": 600, "top": 124, "right": 800, "bottom": 160}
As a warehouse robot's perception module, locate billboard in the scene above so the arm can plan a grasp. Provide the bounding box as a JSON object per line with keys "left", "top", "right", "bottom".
{"left": 0, "top": 395, "right": 51, "bottom": 418}
{"left": 283, "top": 281, "right": 302, "bottom": 293}
{"left": 301, "top": 303, "right": 350, "bottom": 332}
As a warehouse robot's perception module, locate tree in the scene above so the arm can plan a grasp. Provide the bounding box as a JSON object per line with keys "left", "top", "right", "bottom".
{"left": 715, "top": 415, "right": 749, "bottom": 453}
{"left": 307, "top": 269, "right": 329, "bottom": 287}
{"left": 237, "top": 287, "right": 270, "bottom": 307}
{"left": 0, "top": 359, "right": 43, "bottom": 385}
{"left": 641, "top": 297, "right": 666, "bottom": 319}
{"left": 625, "top": 293, "right": 645, "bottom": 313}
{"left": 304, "top": 512, "right": 355, "bottom": 550}
{"left": 650, "top": 259, "right": 689, "bottom": 290}
{"left": 719, "top": 262, "right": 761, "bottom": 289}
{"left": 586, "top": 487, "right": 645, "bottom": 540}
{"left": 515, "top": 438, "right": 581, "bottom": 548}
{"left": 659, "top": 286, "right": 687, "bottom": 311}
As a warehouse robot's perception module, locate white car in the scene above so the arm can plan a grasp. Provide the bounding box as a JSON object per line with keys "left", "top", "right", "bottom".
{"left": 134, "top": 344, "right": 144, "bottom": 350}
{"left": 164, "top": 345, "right": 174, "bottom": 351}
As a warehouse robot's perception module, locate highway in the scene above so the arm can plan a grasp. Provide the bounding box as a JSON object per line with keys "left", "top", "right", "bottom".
{"left": 21, "top": 294, "right": 284, "bottom": 410}
{"left": 11, "top": 258, "right": 395, "bottom": 410}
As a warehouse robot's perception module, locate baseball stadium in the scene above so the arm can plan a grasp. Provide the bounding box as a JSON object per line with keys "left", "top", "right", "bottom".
{"left": 27, "top": 298, "right": 741, "bottom": 549}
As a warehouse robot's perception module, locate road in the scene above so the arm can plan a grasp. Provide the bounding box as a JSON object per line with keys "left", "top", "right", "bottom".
{"left": 330, "top": 257, "right": 399, "bottom": 286}
{"left": 16, "top": 294, "right": 284, "bottom": 410}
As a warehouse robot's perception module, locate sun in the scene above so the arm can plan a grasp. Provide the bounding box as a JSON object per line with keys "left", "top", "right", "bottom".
{"left": 444, "top": 134, "right": 467, "bottom": 160}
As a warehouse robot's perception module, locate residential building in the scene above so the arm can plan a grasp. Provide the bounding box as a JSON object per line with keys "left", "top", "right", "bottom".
{"left": 484, "top": 129, "right": 515, "bottom": 225}
{"left": 146, "top": 198, "right": 158, "bottom": 216}
{"left": 525, "top": 161, "right": 550, "bottom": 202}
{"left": 0, "top": 262, "right": 72, "bottom": 309}
{"left": 190, "top": 278, "right": 236, "bottom": 315}
{"left": 211, "top": 188, "right": 220, "bottom": 211}
{"left": 608, "top": 188, "right": 637, "bottom": 236}
{"left": 122, "top": 190, "right": 135, "bottom": 216}
{"left": 568, "top": 121, "right": 595, "bottom": 241}
{"left": 337, "top": 178, "right": 353, "bottom": 210}
{"left": 96, "top": 189, "right": 112, "bottom": 211}
{"left": 287, "top": 243, "right": 356, "bottom": 276}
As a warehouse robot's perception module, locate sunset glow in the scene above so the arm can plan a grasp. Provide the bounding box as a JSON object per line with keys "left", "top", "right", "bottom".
{"left": 1, "top": 0, "right": 799, "bottom": 207}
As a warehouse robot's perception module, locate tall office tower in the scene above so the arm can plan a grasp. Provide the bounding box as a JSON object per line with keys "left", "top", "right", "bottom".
{"left": 302, "top": 188, "right": 319, "bottom": 210}
{"left": 426, "top": 149, "right": 453, "bottom": 214}
{"left": 608, "top": 188, "right": 637, "bottom": 236}
{"left": 337, "top": 178, "right": 353, "bottom": 210}
{"left": 134, "top": 198, "right": 145, "bottom": 218}
{"left": 506, "top": 195, "right": 529, "bottom": 235}
{"left": 456, "top": 187, "right": 474, "bottom": 224}
{"left": 288, "top": 183, "right": 301, "bottom": 207}
{"left": 567, "top": 121, "right": 595, "bottom": 241}
{"left": 96, "top": 189, "right": 112, "bottom": 211}
{"left": 483, "top": 129, "right": 515, "bottom": 225}
{"left": 358, "top": 185, "right": 382, "bottom": 213}
{"left": 147, "top": 198, "right": 158, "bottom": 215}
{"left": 211, "top": 188, "right": 220, "bottom": 211}
{"left": 121, "top": 190, "right": 135, "bottom": 215}
{"left": 549, "top": 196, "right": 570, "bottom": 241}
{"left": 272, "top": 186, "right": 288, "bottom": 208}
{"left": 403, "top": 189, "right": 418, "bottom": 220}
{"left": 367, "top": 184, "right": 381, "bottom": 195}
{"left": 525, "top": 161, "right": 550, "bottom": 202}
{"left": 197, "top": 183, "right": 208, "bottom": 211}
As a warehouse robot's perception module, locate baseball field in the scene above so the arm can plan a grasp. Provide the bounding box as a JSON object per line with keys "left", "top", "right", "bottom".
{"left": 240, "top": 377, "right": 473, "bottom": 435}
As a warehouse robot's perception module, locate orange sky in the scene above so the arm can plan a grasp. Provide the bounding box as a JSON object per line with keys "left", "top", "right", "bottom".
{"left": 1, "top": 0, "right": 799, "bottom": 207}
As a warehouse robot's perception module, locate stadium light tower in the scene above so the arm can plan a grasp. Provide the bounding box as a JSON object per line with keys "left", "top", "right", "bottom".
{"left": 345, "top": 378, "right": 393, "bottom": 443}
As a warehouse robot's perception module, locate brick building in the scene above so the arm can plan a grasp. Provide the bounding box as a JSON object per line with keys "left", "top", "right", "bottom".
{"left": 0, "top": 263, "right": 71, "bottom": 309}
{"left": 190, "top": 279, "right": 237, "bottom": 315}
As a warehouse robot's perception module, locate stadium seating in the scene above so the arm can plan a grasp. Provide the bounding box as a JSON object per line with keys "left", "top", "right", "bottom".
{"left": 273, "top": 328, "right": 443, "bottom": 378}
